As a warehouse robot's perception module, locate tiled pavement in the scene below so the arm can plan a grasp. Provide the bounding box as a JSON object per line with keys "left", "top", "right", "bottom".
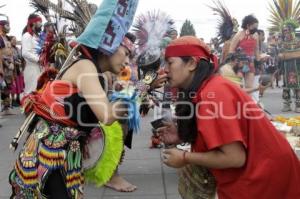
{"left": 0, "top": 87, "right": 298, "bottom": 198}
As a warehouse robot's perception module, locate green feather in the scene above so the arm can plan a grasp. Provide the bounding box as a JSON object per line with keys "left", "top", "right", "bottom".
{"left": 76, "top": 151, "right": 81, "bottom": 169}
{"left": 268, "top": 0, "right": 300, "bottom": 32}
{"left": 84, "top": 121, "right": 123, "bottom": 186}
{"left": 68, "top": 151, "right": 73, "bottom": 170}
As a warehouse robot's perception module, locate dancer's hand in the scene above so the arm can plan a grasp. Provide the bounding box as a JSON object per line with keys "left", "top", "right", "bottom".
{"left": 157, "top": 121, "right": 181, "bottom": 145}
{"left": 162, "top": 148, "right": 187, "bottom": 168}
{"left": 113, "top": 100, "right": 128, "bottom": 119}
{"left": 260, "top": 53, "right": 270, "bottom": 62}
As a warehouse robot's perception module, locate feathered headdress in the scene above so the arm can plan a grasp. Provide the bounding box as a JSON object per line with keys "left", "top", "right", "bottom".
{"left": 0, "top": 4, "right": 6, "bottom": 16}
{"left": 268, "top": 0, "right": 300, "bottom": 33}
{"left": 133, "top": 10, "right": 175, "bottom": 67}
{"left": 13, "top": 0, "right": 139, "bottom": 188}
{"left": 30, "top": 0, "right": 49, "bottom": 16}
{"left": 30, "top": 0, "right": 97, "bottom": 36}
{"left": 208, "top": 0, "right": 238, "bottom": 44}
{"left": 30, "top": 0, "right": 78, "bottom": 69}
{"left": 0, "top": 4, "right": 9, "bottom": 24}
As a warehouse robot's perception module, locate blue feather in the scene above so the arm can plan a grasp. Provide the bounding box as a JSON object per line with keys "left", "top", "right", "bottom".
{"left": 35, "top": 32, "right": 47, "bottom": 55}
{"left": 109, "top": 90, "right": 140, "bottom": 134}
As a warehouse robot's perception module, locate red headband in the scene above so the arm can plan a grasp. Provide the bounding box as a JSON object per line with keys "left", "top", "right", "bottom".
{"left": 26, "top": 16, "right": 42, "bottom": 35}
{"left": 121, "top": 36, "right": 134, "bottom": 54}
{"left": 28, "top": 17, "right": 42, "bottom": 25}
{"left": 165, "top": 36, "right": 218, "bottom": 71}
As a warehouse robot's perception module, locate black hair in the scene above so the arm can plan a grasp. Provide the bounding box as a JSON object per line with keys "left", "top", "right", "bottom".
{"left": 175, "top": 58, "right": 215, "bottom": 143}
{"left": 42, "top": 22, "right": 54, "bottom": 32}
{"left": 125, "top": 32, "right": 136, "bottom": 59}
{"left": 241, "top": 15, "right": 258, "bottom": 30}
{"left": 6, "top": 36, "right": 17, "bottom": 48}
{"left": 0, "top": 20, "right": 9, "bottom": 25}
{"left": 44, "top": 22, "right": 54, "bottom": 27}
{"left": 125, "top": 32, "right": 136, "bottom": 43}
{"left": 28, "top": 13, "right": 40, "bottom": 21}
{"left": 58, "top": 33, "right": 135, "bottom": 91}
{"left": 257, "top": 29, "right": 264, "bottom": 35}
{"left": 22, "top": 26, "right": 27, "bottom": 35}
{"left": 81, "top": 45, "right": 100, "bottom": 65}
{"left": 22, "top": 13, "right": 40, "bottom": 35}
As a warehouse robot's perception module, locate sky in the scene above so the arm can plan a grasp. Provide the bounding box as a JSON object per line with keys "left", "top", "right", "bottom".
{"left": 0, "top": 0, "right": 272, "bottom": 42}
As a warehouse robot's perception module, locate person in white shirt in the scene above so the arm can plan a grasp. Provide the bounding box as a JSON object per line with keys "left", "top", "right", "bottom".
{"left": 21, "top": 14, "right": 42, "bottom": 95}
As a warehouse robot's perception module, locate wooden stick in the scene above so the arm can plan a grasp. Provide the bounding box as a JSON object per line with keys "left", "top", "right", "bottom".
{"left": 9, "top": 112, "right": 36, "bottom": 151}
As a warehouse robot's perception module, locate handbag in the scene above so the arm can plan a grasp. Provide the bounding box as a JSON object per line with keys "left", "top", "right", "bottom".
{"left": 178, "top": 164, "right": 216, "bottom": 199}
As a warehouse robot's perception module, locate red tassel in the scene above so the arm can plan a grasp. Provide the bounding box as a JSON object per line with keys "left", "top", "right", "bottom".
{"left": 36, "top": 67, "right": 59, "bottom": 91}
{"left": 211, "top": 54, "right": 219, "bottom": 71}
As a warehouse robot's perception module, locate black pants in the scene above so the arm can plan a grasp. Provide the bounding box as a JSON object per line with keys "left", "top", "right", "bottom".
{"left": 43, "top": 170, "right": 70, "bottom": 199}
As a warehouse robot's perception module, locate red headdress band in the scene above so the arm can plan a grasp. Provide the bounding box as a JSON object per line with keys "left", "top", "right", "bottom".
{"left": 121, "top": 36, "right": 134, "bottom": 55}
{"left": 165, "top": 36, "right": 218, "bottom": 71}
{"left": 27, "top": 16, "right": 42, "bottom": 35}
{"left": 28, "top": 17, "right": 42, "bottom": 25}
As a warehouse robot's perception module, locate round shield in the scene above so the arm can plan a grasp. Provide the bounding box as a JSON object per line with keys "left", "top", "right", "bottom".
{"left": 84, "top": 121, "right": 123, "bottom": 186}
{"left": 83, "top": 127, "right": 105, "bottom": 170}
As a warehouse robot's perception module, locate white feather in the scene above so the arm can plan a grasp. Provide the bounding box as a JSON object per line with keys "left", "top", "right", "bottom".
{"left": 133, "top": 10, "right": 175, "bottom": 55}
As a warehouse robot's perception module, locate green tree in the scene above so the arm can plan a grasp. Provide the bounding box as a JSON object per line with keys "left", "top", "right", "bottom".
{"left": 180, "top": 19, "right": 196, "bottom": 36}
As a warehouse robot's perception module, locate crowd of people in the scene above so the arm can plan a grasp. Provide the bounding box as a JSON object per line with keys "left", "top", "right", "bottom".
{"left": 0, "top": 14, "right": 51, "bottom": 121}
{"left": 0, "top": 19, "right": 24, "bottom": 118}
{"left": 210, "top": 16, "right": 286, "bottom": 106}
{"left": 1, "top": 0, "right": 300, "bottom": 199}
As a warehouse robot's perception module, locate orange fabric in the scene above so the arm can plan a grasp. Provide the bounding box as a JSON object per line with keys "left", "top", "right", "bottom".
{"left": 23, "top": 80, "right": 78, "bottom": 126}
{"left": 118, "top": 66, "right": 131, "bottom": 81}
{"left": 192, "top": 75, "right": 300, "bottom": 199}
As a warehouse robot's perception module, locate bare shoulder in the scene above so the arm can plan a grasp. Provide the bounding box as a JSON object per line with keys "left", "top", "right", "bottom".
{"left": 235, "top": 31, "right": 244, "bottom": 40}
{"left": 230, "top": 31, "right": 243, "bottom": 46}
{"left": 61, "top": 59, "right": 98, "bottom": 84}
{"left": 72, "top": 59, "right": 97, "bottom": 73}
